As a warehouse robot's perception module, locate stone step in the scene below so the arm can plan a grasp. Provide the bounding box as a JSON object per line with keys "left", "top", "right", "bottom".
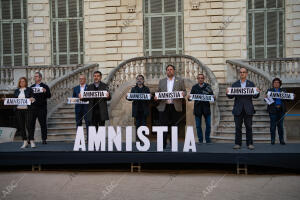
{"left": 220, "top": 115, "right": 270, "bottom": 121}
{"left": 220, "top": 110, "right": 267, "bottom": 115}
{"left": 47, "top": 121, "right": 85, "bottom": 128}
{"left": 219, "top": 120, "right": 269, "bottom": 126}
{"left": 217, "top": 123, "right": 269, "bottom": 128}
{"left": 51, "top": 113, "right": 77, "bottom": 118}
{"left": 215, "top": 130, "right": 270, "bottom": 135}
{"left": 217, "top": 101, "right": 266, "bottom": 106}
{"left": 211, "top": 136, "right": 270, "bottom": 143}
{"left": 48, "top": 116, "right": 76, "bottom": 123}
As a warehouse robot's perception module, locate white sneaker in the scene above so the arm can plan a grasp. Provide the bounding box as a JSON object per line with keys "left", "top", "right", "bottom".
{"left": 30, "top": 140, "right": 36, "bottom": 148}
{"left": 21, "top": 141, "right": 28, "bottom": 149}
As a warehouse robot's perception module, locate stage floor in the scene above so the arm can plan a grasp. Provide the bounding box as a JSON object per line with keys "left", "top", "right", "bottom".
{"left": 1, "top": 142, "right": 300, "bottom": 170}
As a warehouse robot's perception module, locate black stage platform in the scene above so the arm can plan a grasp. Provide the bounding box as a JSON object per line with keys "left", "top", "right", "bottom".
{"left": 1, "top": 142, "right": 300, "bottom": 170}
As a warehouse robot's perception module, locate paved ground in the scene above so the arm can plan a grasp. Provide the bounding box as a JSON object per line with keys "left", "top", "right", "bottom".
{"left": 0, "top": 171, "right": 299, "bottom": 200}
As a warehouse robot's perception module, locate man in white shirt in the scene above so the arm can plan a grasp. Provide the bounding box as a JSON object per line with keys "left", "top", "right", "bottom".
{"left": 155, "top": 64, "right": 186, "bottom": 149}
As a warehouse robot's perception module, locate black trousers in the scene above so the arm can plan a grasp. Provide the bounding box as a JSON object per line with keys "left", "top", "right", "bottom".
{"left": 31, "top": 108, "right": 47, "bottom": 141}
{"left": 135, "top": 111, "right": 147, "bottom": 142}
{"left": 234, "top": 109, "right": 253, "bottom": 146}
{"left": 91, "top": 111, "right": 105, "bottom": 131}
{"left": 159, "top": 104, "right": 180, "bottom": 148}
{"left": 16, "top": 109, "right": 34, "bottom": 141}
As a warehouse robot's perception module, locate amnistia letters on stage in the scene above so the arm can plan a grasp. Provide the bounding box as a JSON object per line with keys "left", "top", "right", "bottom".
{"left": 73, "top": 126, "right": 197, "bottom": 152}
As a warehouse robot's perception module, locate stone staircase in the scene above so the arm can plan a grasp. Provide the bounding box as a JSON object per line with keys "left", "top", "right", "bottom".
{"left": 47, "top": 103, "right": 86, "bottom": 141}
{"left": 211, "top": 83, "right": 271, "bottom": 142}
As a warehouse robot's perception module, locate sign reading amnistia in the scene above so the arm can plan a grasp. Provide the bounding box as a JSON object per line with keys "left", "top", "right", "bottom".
{"left": 227, "top": 87, "right": 259, "bottom": 95}
{"left": 189, "top": 94, "right": 214, "bottom": 102}
{"left": 127, "top": 93, "right": 151, "bottom": 100}
{"left": 83, "top": 91, "right": 108, "bottom": 98}
{"left": 267, "top": 91, "right": 295, "bottom": 100}
{"left": 155, "top": 91, "right": 184, "bottom": 100}
{"left": 4, "top": 98, "right": 31, "bottom": 105}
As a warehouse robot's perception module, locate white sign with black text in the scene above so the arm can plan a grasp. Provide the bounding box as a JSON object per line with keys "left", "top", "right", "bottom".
{"left": 83, "top": 91, "right": 108, "bottom": 98}
{"left": 267, "top": 91, "right": 295, "bottom": 100}
{"left": 32, "top": 87, "right": 44, "bottom": 93}
{"left": 67, "top": 98, "right": 89, "bottom": 104}
{"left": 127, "top": 93, "right": 151, "bottom": 100}
{"left": 4, "top": 98, "right": 31, "bottom": 105}
{"left": 189, "top": 94, "right": 214, "bottom": 102}
{"left": 227, "top": 87, "right": 259, "bottom": 95}
{"left": 155, "top": 91, "right": 184, "bottom": 100}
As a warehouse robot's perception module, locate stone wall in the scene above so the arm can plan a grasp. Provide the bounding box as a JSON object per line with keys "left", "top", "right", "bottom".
{"left": 184, "top": 0, "right": 247, "bottom": 83}
{"left": 286, "top": 0, "right": 300, "bottom": 57}
{"left": 27, "top": 0, "right": 51, "bottom": 65}
{"left": 84, "top": 0, "right": 144, "bottom": 76}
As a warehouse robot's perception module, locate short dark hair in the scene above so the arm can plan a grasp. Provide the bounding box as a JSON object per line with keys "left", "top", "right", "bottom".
{"left": 197, "top": 73, "right": 205, "bottom": 78}
{"left": 136, "top": 74, "right": 144, "bottom": 80}
{"left": 272, "top": 77, "right": 282, "bottom": 87}
{"left": 165, "top": 64, "right": 175, "bottom": 71}
{"left": 239, "top": 67, "right": 248, "bottom": 73}
{"left": 94, "top": 71, "right": 102, "bottom": 76}
{"left": 35, "top": 72, "right": 42, "bottom": 78}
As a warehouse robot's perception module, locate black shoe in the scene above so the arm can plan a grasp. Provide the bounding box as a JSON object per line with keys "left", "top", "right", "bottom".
{"left": 280, "top": 141, "right": 286, "bottom": 145}
{"left": 42, "top": 141, "right": 47, "bottom": 144}
{"left": 271, "top": 141, "right": 275, "bottom": 145}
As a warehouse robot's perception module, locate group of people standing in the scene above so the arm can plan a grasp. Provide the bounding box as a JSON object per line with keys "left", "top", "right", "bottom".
{"left": 11, "top": 65, "right": 291, "bottom": 150}
{"left": 13, "top": 72, "right": 51, "bottom": 148}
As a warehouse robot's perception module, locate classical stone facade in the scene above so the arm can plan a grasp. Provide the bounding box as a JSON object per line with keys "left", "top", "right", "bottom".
{"left": 24, "top": 0, "right": 300, "bottom": 82}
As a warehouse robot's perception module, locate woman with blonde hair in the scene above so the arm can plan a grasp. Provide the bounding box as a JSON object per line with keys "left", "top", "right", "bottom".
{"left": 14, "top": 77, "right": 35, "bottom": 148}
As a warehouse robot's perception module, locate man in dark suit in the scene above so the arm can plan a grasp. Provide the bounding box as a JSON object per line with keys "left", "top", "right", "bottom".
{"left": 127, "top": 75, "right": 150, "bottom": 140}
{"left": 73, "top": 74, "right": 89, "bottom": 135}
{"left": 79, "top": 71, "right": 111, "bottom": 130}
{"left": 266, "top": 78, "right": 288, "bottom": 145}
{"left": 187, "top": 74, "right": 214, "bottom": 144}
{"left": 30, "top": 72, "right": 51, "bottom": 144}
{"left": 154, "top": 64, "right": 186, "bottom": 149}
{"left": 226, "top": 67, "right": 260, "bottom": 150}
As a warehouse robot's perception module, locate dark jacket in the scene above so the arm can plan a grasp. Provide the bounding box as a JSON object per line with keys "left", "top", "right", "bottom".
{"left": 266, "top": 88, "right": 287, "bottom": 114}
{"left": 190, "top": 83, "right": 214, "bottom": 117}
{"left": 13, "top": 87, "right": 34, "bottom": 110}
{"left": 72, "top": 84, "right": 89, "bottom": 112}
{"left": 84, "top": 82, "right": 111, "bottom": 122}
{"left": 226, "top": 80, "right": 259, "bottom": 115}
{"left": 127, "top": 85, "right": 150, "bottom": 118}
{"left": 30, "top": 82, "right": 51, "bottom": 109}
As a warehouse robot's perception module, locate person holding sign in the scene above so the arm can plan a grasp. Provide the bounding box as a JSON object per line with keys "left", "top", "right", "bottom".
{"left": 73, "top": 75, "right": 89, "bottom": 136}
{"left": 14, "top": 77, "right": 35, "bottom": 148}
{"left": 266, "top": 78, "right": 292, "bottom": 145}
{"left": 154, "top": 64, "right": 186, "bottom": 149}
{"left": 187, "top": 74, "right": 214, "bottom": 144}
{"left": 79, "top": 71, "right": 111, "bottom": 130}
{"left": 30, "top": 72, "right": 51, "bottom": 144}
{"left": 126, "top": 75, "right": 151, "bottom": 140}
{"left": 226, "top": 67, "right": 260, "bottom": 150}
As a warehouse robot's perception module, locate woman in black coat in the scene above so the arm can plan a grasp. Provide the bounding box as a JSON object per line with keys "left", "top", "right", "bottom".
{"left": 14, "top": 77, "right": 35, "bottom": 148}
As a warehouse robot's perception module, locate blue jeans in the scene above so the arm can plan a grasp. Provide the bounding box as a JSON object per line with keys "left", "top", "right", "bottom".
{"left": 195, "top": 114, "right": 211, "bottom": 143}
{"left": 269, "top": 111, "right": 285, "bottom": 143}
